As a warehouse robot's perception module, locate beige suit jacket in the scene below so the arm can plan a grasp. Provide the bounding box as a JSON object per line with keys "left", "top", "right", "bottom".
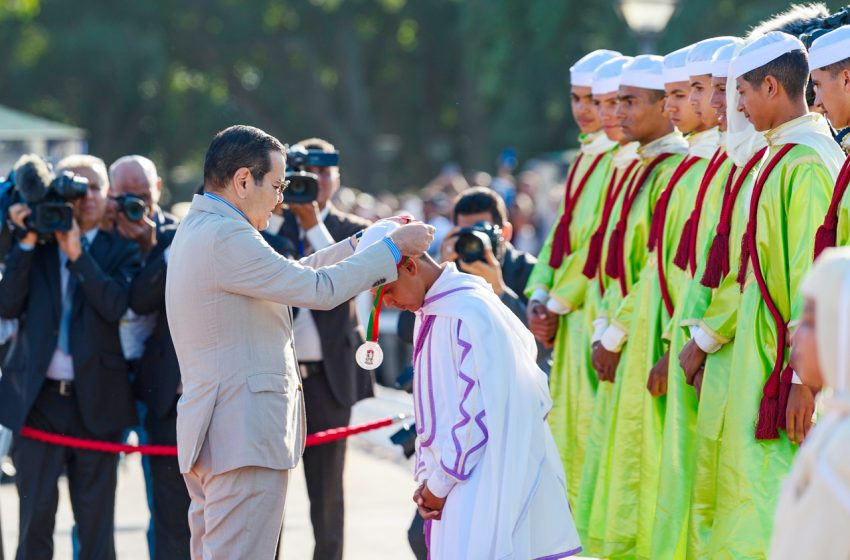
{"left": 165, "top": 194, "right": 397, "bottom": 474}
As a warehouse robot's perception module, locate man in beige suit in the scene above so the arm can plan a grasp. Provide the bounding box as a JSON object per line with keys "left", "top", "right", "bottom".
{"left": 165, "top": 125, "right": 434, "bottom": 559}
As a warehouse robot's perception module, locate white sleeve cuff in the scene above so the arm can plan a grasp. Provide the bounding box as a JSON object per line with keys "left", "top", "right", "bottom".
{"left": 530, "top": 289, "right": 549, "bottom": 304}
{"left": 690, "top": 326, "right": 722, "bottom": 354}
{"left": 305, "top": 222, "right": 335, "bottom": 251}
{"left": 601, "top": 324, "right": 627, "bottom": 352}
{"left": 792, "top": 370, "right": 802, "bottom": 385}
{"left": 546, "top": 298, "right": 573, "bottom": 315}
{"left": 426, "top": 470, "right": 457, "bottom": 499}
{"left": 591, "top": 317, "right": 608, "bottom": 344}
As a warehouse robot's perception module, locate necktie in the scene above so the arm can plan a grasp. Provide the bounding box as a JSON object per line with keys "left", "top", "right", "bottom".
{"left": 58, "top": 237, "right": 89, "bottom": 353}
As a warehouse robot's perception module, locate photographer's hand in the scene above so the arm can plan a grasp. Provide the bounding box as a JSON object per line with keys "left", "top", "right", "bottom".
{"left": 9, "top": 204, "right": 38, "bottom": 246}
{"left": 288, "top": 201, "right": 321, "bottom": 230}
{"left": 55, "top": 220, "right": 82, "bottom": 262}
{"left": 462, "top": 246, "right": 506, "bottom": 295}
{"left": 115, "top": 212, "right": 157, "bottom": 253}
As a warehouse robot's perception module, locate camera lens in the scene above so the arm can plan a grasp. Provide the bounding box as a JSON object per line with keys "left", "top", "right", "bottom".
{"left": 122, "top": 197, "right": 147, "bottom": 222}
{"left": 289, "top": 180, "right": 307, "bottom": 195}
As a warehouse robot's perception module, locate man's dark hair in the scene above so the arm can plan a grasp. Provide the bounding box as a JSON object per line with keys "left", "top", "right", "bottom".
{"left": 203, "top": 125, "right": 286, "bottom": 192}
{"left": 821, "top": 57, "right": 850, "bottom": 76}
{"left": 741, "top": 50, "right": 810, "bottom": 100}
{"left": 453, "top": 186, "right": 507, "bottom": 226}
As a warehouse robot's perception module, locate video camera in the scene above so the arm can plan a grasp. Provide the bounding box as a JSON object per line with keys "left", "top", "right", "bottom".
{"left": 283, "top": 145, "right": 339, "bottom": 204}
{"left": 0, "top": 154, "right": 88, "bottom": 237}
{"left": 454, "top": 221, "right": 505, "bottom": 264}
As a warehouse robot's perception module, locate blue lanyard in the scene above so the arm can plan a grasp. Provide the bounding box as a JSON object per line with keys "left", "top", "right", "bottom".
{"left": 204, "top": 192, "right": 248, "bottom": 222}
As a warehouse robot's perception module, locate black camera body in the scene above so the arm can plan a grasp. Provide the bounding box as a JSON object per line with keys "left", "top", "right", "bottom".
{"left": 3, "top": 156, "right": 89, "bottom": 236}
{"left": 111, "top": 194, "right": 147, "bottom": 222}
{"left": 283, "top": 145, "right": 340, "bottom": 204}
{"left": 455, "top": 221, "right": 505, "bottom": 264}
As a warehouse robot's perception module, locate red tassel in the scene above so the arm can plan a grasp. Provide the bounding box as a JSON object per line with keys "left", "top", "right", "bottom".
{"left": 736, "top": 233, "right": 750, "bottom": 288}
{"left": 582, "top": 230, "right": 604, "bottom": 279}
{"left": 701, "top": 233, "right": 729, "bottom": 288}
{"left": 813, "top": 223, "right": 837, "bottom": 261}
{"left": 647, "top": 212, "right": 658, "bottom": 251}
{"left": 548, "top": 221, "right": 567, "bottom": 268}
{"left": 776, "top": 366, "right": 794, "bottom": 431}
{"left": 755, "top": 370, "right": 781, "bottom": 440}
{"left": 605, "top": 228, "right": 622, "bottom": 278}
{"left": 673, "top": 217, "right": 694, "bottom": 271}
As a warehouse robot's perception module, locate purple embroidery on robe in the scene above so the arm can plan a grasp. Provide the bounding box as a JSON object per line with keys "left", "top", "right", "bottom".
{"left": 422, "top": 286, "right": 474, "bottom": 306}
{"left": 440, "top": 319, "right": 488, "bottom": 480}
{"left": 424, "top": 519, "right": 432, "bottom": 560}
{"left": 414, "top": 315, "right": 437, "bottom": 447}
{"left": 533, "top": 547, "right": 582, "bottom": 559}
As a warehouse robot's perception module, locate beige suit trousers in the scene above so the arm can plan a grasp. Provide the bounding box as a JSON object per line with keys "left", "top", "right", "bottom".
{"left": 183, "top": 439, "right": 289, "bottom": 559}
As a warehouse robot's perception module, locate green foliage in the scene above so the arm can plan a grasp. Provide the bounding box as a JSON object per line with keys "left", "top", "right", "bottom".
{"left": 0, "top": 0, "right": 845, "bottom": 202}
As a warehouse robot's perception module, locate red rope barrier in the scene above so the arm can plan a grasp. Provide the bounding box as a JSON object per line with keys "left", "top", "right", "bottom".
{"left": 19, "top": 414, "right": 408, "bottom": 456}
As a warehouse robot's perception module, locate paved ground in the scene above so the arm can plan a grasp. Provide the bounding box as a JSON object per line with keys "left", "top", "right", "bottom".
{"left": 0, "top": 387, "right": 419, "bottom": 560}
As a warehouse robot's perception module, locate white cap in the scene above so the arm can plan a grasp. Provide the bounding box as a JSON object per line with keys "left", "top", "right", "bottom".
{"left": 686, "top": 37, "right": 738, "bottom": 76}
{"left": 592, "top": 56, "right": 634, "bottom": 95}
{"left": 710, "top": 39, "right": 744, "bottom": 78}
{"left": 570, "top": 49, "right": 623, "bottom": 87}
{"left": 620, "top": 55, "right": 666, "bottom": 91}
{"left": 663, "top": 45, "right": 695, "bottom": 84}
{"left": 808, "top": 25, "right": 850, "bottom": 71}
{"left": 729, "top": 31, "right": 805, "bottom": 79}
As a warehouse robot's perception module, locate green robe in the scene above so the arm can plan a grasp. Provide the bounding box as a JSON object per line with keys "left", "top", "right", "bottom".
{"left": 580, "top": 131, "right": 688, "bottom": 558}
{"left": 524, "top": 130, "right": 616, "bottom": 508}
{"left": 683, "top": 159, "right": 760, "bottom": 559}
{"left": 607, "top": 132, "right": 716, "bottom": 560}
{"left": 572, "top": 144, "right": 640, "bottom": 546}
{"left": 705, "top": 141, "right": 835, "bottom": 558}
{"left": 650, "top": 147, "right": 733, "bottom": 559}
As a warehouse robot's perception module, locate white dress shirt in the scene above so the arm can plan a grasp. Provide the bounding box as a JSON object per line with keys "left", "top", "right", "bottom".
{"left": 46, "top": 229, "right": 99, "bottom": 381}
{"left": 293, "top": 207, "right": 335, "bottom": 362}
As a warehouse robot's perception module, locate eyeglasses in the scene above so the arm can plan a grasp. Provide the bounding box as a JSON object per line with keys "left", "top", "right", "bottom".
{"left": 271, "top": 180, "right": 290, "bottom": 199}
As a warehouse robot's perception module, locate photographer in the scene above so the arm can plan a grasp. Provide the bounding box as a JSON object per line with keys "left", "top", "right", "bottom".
{"left": 0, "top": 154, "right": 141, "bottom": 560}
{"left": 110, "top": 155, "right": 190, "bottom": 559}
{"left": 276, "top": 137, "right": 372, "bottom": 560}
{"left": 438, "top": 186, "right": 548, "bottom": 368}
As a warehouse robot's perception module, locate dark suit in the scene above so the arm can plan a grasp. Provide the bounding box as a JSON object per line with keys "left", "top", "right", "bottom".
{"left": 128, "top": 223, "right": 190, "bottom": 560}
{"left": 278, "top": 204, "right": 372, "bottom": 560}
{"left": 0, "top": 230, "right": 141, "bottom": 560}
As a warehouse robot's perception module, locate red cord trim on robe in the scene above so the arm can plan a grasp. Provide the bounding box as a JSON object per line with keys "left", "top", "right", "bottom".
{"left": 700, "top": 147, "right": 768, "bottom": 288}
{"left": 549, "top": 152, "right": 607, "bottom": 268}
{"left": 605, "top": 152, "right": 675, "bottom": 297}
{"left": 650, "top": 155, "right": 702, "bottom": 317}
{"left": 814, "top": 156, "right": 850, "bottom": 259}
{"left": 736, "top": 143, "right": 796, "bottom": 440}
{"left": 673, "top": 148, "right": 728, "bottom": 274}
{"left": 582, "top": 160, "right": 639, "bottom": 291}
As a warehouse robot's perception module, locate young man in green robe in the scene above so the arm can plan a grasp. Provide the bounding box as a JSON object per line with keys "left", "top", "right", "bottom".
{"left": 549, "top": 54, "right": 641, "bottom": 542}
{"left": 650, "top": 36, "right": 738, "bottom": 560}
{"left": 808, "top": 26, "right": 850, "bottom": 251}
{"left": 524, "top": 48, "right": 621, "bottom": 508}
{"left": 677, "top": 39, "right": 767, "bottom": 559}
{"left": 695, "top": 32, "right": 844, "bottom": 558}
{"left": 582, "top": 54, "right": 689, "bottom": 559}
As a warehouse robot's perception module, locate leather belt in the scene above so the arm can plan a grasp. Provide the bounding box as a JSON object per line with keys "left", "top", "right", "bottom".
{"left": 298, "top": 361, "right": 323, "bottom": 380}
{"left": 45, "top": 379, "right": 74, "bottom": 397}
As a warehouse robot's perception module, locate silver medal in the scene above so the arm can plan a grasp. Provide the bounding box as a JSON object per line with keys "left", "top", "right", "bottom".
{"left": 356, "top": 341, "right": 384, "bottom": 370}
